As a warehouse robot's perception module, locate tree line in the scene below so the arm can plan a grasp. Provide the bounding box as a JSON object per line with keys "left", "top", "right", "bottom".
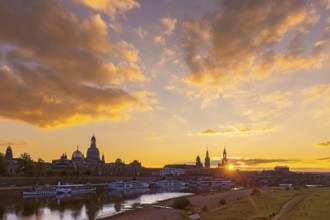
{"left": 0, "top": 152, "right": 46, "bottom": 176}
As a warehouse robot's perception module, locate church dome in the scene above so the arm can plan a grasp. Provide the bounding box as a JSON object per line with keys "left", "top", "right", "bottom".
{"left": 72, "top": 149, "right": 84, "bottom": 160}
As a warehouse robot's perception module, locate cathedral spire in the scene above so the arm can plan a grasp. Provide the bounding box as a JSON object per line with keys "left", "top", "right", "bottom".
{"left": 221, "top": 146, "right": 228, "bottom": 166}
{"left": 205, "top": 145, "right": 210, "bottom": 168}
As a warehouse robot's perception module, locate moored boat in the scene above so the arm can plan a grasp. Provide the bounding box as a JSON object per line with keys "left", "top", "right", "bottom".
{"left": 155, "top": 180, "right": 186, "bottom": 188}
{"left": 108, "top": 181, "right": 149, "bottom": 190}
{"left": 23, "top": 185, "right": 56, "bottom": 196}
{"left": 56, "top": 183, "right": 96, "bottom": 194}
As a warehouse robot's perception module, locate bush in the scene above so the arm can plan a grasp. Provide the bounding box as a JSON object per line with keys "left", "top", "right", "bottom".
{"left": 201, "top": 205, "right": 208, "bottom": 211}
{"left": 250, "top": 188, "right": 261, "bottom": 196}
{"left": 219, "top": 198, "right": 227, "bottom": 205}
{"left": 172, "top": 197, "right": 191, "bottom": 209}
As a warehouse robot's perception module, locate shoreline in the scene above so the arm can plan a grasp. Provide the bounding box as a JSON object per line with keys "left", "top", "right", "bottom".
{"left": 101, "top": 188, "right": 254, "bottom": 220}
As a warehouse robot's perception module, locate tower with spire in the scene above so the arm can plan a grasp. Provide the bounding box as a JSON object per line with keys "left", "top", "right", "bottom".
{"left": 204, "top": 147, "right": 210, "bottom": 168}
{"left": 221, "top": 146, "right": 228, "bottom": 166}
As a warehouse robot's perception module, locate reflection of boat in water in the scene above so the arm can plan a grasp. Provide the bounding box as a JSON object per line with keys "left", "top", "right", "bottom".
{"left": 23, "top": 185, "right": 56, "bottom": 196}
{"left": 23, "top": 183, "right": 96, "bottom": 196}
{"left": 109, "top": 188, "right": 149, "bottom": 200}
{"left": 155, "top": 180, "right": 186, "bottom": 188}
{"left": 108, "top": 181, "right": 149, "bottom": 190}
{"left": 56, "top": 183, "right": 96, "bottom": 194}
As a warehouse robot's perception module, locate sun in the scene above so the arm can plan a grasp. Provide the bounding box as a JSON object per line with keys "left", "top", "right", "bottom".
{"left": 228, "top": 164, "right": 234, "bottom": 170}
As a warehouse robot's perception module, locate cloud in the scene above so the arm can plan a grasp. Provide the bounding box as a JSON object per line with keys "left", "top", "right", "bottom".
{"left": 0, "top": 0, "right": 151, "bottom": 128}
{"left": 181, "top": 0, "right": 330, "bottom": 88}
{"left": 75, "top": 0, "right": 140, "bottom": 20}
{"left": 159, "top": 48, "right": 176, "bottom": 65}
{"left": 317, "top": 157, "right": 330, "bottom": 161}
{"left": 199, "top": 124, "right": 274, "bottom": 136}
{"left": 230, "top": 158, "right": 300, "bottom": 166}
{"left": 258, "top": 91, "right": 293, "bottom": 109}
{"left": 303, "top": 84, "right": 330, "bottom": 102}
{"left": 198, "top": 158, "right": 300, "bottom": 168}
{"left": 109, "top": 22, "right": 122, "bottom": 32}
{"left": 135, "top": 26, "right": 148, "bottom": 40}
{"left": 317, "top": 141, "right": 330, "bottom": 147}
{"left": 161, "top": 17, "right": 177, "bottom": 36}
{"left": 154, "top": 36, "right": 166, "bottom": 45}
{"left": 0, "top": 140, "right": 29, "bottom": 147}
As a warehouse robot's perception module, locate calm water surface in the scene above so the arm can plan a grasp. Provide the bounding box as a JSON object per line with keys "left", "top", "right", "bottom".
{"left": 0, "top": 188, "right": 192, "bottom": 220}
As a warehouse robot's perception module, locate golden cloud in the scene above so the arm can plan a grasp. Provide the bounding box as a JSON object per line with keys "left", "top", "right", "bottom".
{"left": 161, "top": 17, "right": 177, "bottom": 36}
{"left": 317, "top": 141, "right": 330, "bottom": 147}
{"left": 0, "top": 140, "right": 30, "bottom": 147}
{"left": 181, "top": 0, "right": 330, "bottom": 89}
{"left": 200, "top": 124, "right": 274, "bottom": 136}
{"left": 76, "top": 0, "right": 140, "bottom": 20}
{"left": 154, "top": 36, "right": 166, "bottom": 45}
{"left": 0, "top": 0, "right": 151, "bottom": 128}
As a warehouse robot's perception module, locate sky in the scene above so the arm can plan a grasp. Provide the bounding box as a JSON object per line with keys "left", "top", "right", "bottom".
{"left": 0, "top": 0, "right": 330, "bottom": 171}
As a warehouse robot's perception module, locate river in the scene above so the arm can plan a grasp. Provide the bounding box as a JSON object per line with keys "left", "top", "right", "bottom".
{"left": 0, "top": 188, "right": 193, "bottom": 220}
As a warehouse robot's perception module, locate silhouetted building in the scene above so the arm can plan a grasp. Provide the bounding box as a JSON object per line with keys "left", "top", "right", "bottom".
{"left": 205, "top": 148, "right": 210, "bottom": 168}
{"left": 5, "top": 145, "right": 13, "bottom": 159}
{"left": 160, "top": 164, "right": 186, "bottom": 176}
{"left": 219, "top": 146, "right": 228, "bottom": 167}
{"left": 52, "top": 153, "right": 73, "bottom": 169}
{"left": 196, "top": 155, "right": 203, "bottom": 168}
{"left": 274, "top": 166, "right": 289, "bottom": 174}
{"left": 86, "top": 135, "right": 100, "bottom": 164}
{"left": 71, "top": 146, "right": 84, "bottom": 164}
{"left": 3, "top": 146, "right": 21, "bottom": 174}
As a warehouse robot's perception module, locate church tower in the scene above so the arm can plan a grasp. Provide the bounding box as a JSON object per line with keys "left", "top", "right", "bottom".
{"left": 86, "top": 134, "right": 100, "bottom": 164}
{"left": 221, "top": 146, "right": 228, "bottom": 166}
{"left": 204, "top": 147, "right": 210, "bottom": 168}
{"left": 5, "top": 145, "right": 13, "bottom": 159}
{"left": 196, "top": 155, "right": 203, "bottom": 168}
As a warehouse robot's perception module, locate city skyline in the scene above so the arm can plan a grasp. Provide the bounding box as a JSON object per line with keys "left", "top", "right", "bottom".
{"left": 1, "top": 0, "right": 330, "bottom": 171}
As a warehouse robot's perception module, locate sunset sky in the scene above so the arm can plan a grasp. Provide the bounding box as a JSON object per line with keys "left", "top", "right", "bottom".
{"left": 1, "top": 0, "right": 330, "bottom": 171}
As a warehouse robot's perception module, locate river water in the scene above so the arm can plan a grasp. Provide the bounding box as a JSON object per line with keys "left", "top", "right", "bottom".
{"left": 0, "top": 188, "right": 192, "bottom": 220}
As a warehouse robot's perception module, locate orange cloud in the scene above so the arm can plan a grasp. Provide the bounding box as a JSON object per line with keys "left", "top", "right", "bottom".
{"left": 76, "top": 0, "right": 140, "bottom": 20}
{"left": 181, "top": 0, "right": 330, "bottom": 89}
{"left": 0, "top": 0, "right": 150, "bottom": 128}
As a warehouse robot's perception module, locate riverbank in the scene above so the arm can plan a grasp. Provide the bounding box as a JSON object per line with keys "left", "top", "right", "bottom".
{"left": 102, "top": 187, "right": 330, "bottom": 220}
{"left": 0, "top": 176, "right": 150, "bottom": 190}
{"left": 102, "top": 188, "right": 256, "bottom": 220}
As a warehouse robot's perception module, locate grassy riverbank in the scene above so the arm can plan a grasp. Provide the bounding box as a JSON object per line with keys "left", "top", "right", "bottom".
{"left": 194, "top": 187, "right": 330, "bottom": 220}
{"left": 103, "top": 187, "right": 330, "bottom": 220}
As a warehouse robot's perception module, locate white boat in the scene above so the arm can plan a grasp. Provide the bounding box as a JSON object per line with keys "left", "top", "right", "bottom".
{"left": 23, "top": 185, "right": 56, "bottom": 196}
{"left": 108, "top": 181, "right": 149, "bottom": 190}
{"left": 56, "top": 183, "right": 96, "bottom": 194}
{"left": 155, "top": 180, "right": 186, "bottom": 188}
{"left": 130, "top": 181, "right": 149, "bottom": 189}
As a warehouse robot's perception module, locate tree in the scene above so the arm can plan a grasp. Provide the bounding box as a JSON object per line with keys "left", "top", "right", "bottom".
{"left": 19, "top": 153, "right": 37, "bottom": 176}
{"left": 36, "top": 158, "right": 46, "bottom": 175}
{"left": 0, "top": 153, "right": 8, "bottom": 175}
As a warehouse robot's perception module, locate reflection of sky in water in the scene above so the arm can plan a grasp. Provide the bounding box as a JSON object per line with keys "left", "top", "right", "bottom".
{"left": 3, "top": 192, "right": 192, "bottom": 220}
{"left": 95, "top": 192, "right": 192, "bottom": 219}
